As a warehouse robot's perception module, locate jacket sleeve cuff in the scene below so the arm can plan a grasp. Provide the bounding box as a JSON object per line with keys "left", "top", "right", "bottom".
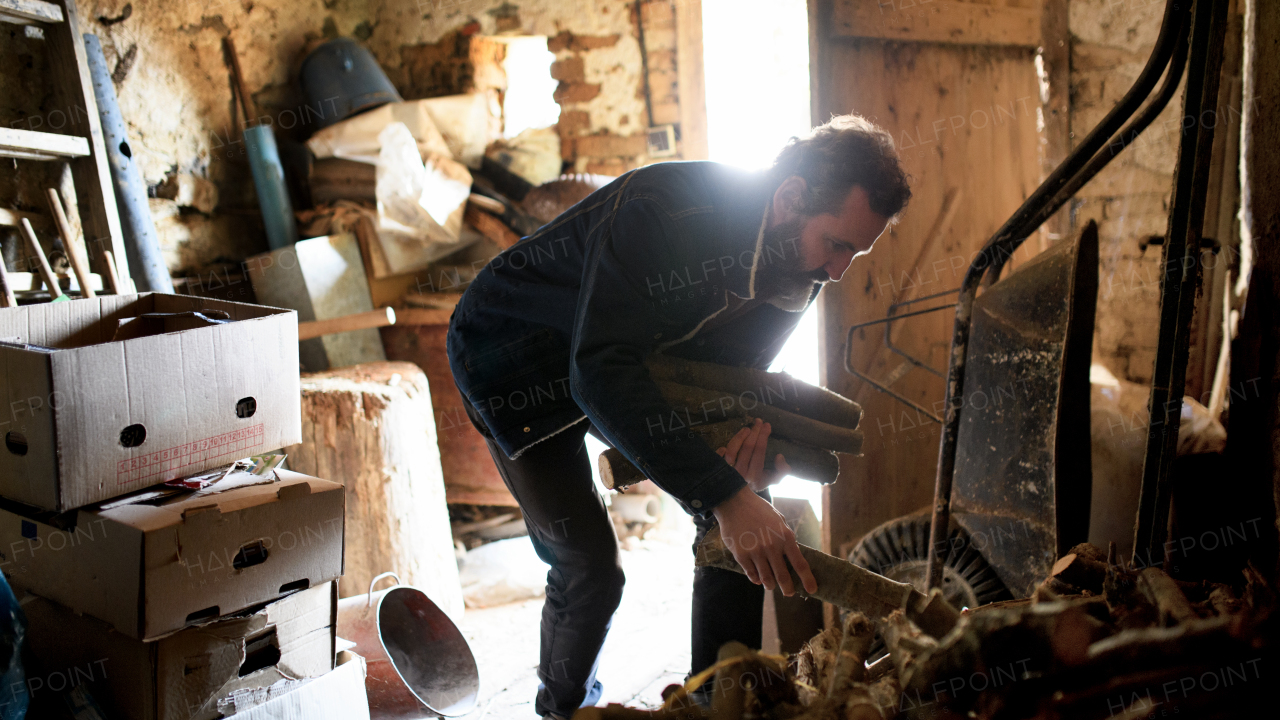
{"left": 673, "top": 464, "right": 748, "bottom": 518}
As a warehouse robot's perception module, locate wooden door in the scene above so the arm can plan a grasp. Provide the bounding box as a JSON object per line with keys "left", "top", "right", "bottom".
{"left": 810, "top": 0, "right": 1052, "bottom": 559}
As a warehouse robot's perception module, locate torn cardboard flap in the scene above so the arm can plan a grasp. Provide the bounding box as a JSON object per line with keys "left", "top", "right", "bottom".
{"left": 19, "top": 582, "right": 336, "bottom": 720}
{"left": 0, "top": 469, "right": 344, "bottom": 640}
{"left": 222, "top": 650, "right": 369, "bottom": 720}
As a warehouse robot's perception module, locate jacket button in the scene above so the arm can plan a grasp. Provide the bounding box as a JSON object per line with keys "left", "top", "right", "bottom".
{"left": 524, "top": 427, "right": 531, "bottom": 432}
{"left": 691, "top": 499, "right": 702, "bottom": 508}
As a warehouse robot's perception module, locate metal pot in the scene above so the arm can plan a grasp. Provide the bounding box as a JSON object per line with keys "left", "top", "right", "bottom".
{"left": 300, "top": 37, "right": 402, "bottom": 132}
{"left": 338, "top": 573, "right": 479, "bottom": 718}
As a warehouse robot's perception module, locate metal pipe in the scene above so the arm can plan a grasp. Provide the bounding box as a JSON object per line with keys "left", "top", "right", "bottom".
{"left": 924, "top": 0, "right": 1190, "bottom": 590}
{"left": 1132, "top": 0, "right": 1231, "bottom": 568}
{"left": 83, "top": 34, "right": 172, "bottom": 293}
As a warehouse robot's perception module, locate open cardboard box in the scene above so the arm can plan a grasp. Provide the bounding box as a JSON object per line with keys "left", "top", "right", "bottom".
{"left": 0, "top": 469, "right": 344, "bottom": 640}
{"left": 0, "top": 293, "right": 302, "bottom": 512}
{"left": 19, "top": 581, "right": 337, "bottom": 720}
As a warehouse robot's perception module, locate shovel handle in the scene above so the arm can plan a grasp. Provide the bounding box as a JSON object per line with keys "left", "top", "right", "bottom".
{"left": 368, "top": 571, "right": 402, "bottom": 606}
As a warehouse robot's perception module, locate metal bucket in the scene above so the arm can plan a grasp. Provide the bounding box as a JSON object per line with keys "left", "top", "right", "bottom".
{"left": 338, "top": 573, "right": 480, "bottom": 718}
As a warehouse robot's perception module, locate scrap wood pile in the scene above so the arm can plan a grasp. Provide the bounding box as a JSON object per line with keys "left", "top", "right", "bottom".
{"left": 576, "top": 539, "right": 1277, "bottom": 720}
{"left": 600, "top": 355, "right": 865, "bottom": 490}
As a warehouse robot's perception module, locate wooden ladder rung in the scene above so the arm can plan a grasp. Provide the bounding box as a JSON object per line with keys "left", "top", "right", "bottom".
{"left": 0, "top": 127, "right": 90, "bottom": 160}
{"left": 0, "top": 0, "right": 64, "bottom": 24}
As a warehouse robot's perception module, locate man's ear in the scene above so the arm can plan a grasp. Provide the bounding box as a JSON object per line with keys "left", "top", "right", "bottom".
{"left": 770, "top": 176, "right": 809, "bottom": 226}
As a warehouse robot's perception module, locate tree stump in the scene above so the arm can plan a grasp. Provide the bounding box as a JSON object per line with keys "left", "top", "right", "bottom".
{"left": 283, "top": 361, "right": 464, "bottom": 620}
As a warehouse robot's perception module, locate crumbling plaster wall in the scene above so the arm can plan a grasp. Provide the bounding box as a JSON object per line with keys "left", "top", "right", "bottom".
{"left": 4, "top": 0, "right": 660, "bottom": 276}
{"left": 1069, "top": 0, "right": 1181, "bottom": 384}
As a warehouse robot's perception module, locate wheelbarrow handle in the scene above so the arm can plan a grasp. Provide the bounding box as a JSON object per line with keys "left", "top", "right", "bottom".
{"left": 367, "top": 571, "right": 402, "bottom": 607}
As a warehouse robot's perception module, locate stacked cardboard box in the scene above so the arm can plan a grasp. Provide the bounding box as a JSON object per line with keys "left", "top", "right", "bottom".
{"left": 0, "top": 294, "right": 366, "bottom": 718}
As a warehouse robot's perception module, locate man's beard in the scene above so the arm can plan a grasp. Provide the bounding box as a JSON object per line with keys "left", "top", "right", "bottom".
{"left": 754, "top": 216, "right": 829, "bottom": 312}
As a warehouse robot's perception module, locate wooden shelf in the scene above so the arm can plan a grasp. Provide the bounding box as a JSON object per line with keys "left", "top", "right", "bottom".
{"left": 0, "top": 0, "right": 63, "bottom": 24}
{"left": 0, "top": 128, "right": 90, "bottom": 160}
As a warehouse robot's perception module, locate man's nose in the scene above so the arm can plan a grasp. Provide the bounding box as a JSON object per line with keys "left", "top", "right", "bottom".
{"left": 825, "top": 256, "right": 852, "bottom": 282}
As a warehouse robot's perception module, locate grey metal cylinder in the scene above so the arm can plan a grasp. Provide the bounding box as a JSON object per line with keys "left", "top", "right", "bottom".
{"left": 83, "top": 33, "right": 173, "bottom": 293}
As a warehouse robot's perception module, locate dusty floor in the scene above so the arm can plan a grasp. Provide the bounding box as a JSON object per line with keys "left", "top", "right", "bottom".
{"left": 456, "top": 523, "right": 697, "bottom": 719}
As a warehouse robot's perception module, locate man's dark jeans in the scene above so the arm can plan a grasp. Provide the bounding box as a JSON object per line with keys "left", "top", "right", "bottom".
{"left": 459, "top": 390, "right": 763, "bottom": 716}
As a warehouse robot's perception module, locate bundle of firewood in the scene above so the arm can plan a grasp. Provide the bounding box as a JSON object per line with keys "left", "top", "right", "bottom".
{"left": 574, "top": 540, "right": 1277, "bottom": 720}
{"left": 599, "top": 355, "right": 864, "bottom": 490}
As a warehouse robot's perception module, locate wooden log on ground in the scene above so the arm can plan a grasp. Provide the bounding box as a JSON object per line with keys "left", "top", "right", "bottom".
{"left": 828, "top": 612, "right": 875, "bottom": 698}
{"left": 1138, "top": 567, "right": 1198, "bottom": 626}
{"left": 696, "top": 525, "right": 959, "bottom": 638}
{"left": 1051, "top": 552, "right": 1108, "bottom": 592}
{"left": 656, "top": 380, "right": 863, "bottom": 455}
{"left": 647, "top": 354, "right": 862, "bottom": 429}
{"left": 281, "top": 361, "right": 464, "bottom": 618}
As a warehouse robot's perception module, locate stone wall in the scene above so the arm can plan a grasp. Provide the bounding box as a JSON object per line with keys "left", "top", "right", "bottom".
{"left": 2, "top": 0, "right": 693, "bottom": 277}
{"left": 1069, "top": 0, "right": 1182, "bottom": 385}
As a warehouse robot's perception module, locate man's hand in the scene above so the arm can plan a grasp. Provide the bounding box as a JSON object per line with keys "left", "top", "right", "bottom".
{"left": 711, "top": 487, "right": 817, "bottom": 597}
{"left": 715, "top": 417, "right": 792, "bottom": 492}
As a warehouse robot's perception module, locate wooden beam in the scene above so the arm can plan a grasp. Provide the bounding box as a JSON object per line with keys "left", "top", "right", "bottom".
{"left": 0, "top": 128, "right": 89, "bottom": 159}
{"left": 676, "top": 0, "right": 709, "bottom": 160}
{"left": 0, "top": 0, "right": 63, "bottom": 24}
{"left": 48, "top": 0, "right": 131, "bottom": 290}
{"left": 0, "top": 208, "right": 52, "bottom": 231}
{"left": 1039, "top": 0, "right": 1072, "bottom": 248}
{"left": 832, "top": 0, "right": 1041, "bottom": 47}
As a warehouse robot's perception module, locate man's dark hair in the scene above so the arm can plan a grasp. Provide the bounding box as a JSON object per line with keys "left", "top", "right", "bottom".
{"left": 767, "top": 114, "right": 912, "bottom": 221}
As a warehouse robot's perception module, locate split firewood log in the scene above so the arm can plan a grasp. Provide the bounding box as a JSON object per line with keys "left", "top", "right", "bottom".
{"left": 598, "top": 425, "right": 840, "bottom": 491}
{"left": 646, "top": 354, "right": 862, "bottom": 429}
{"left": 1137, "top": 567, "right": 1199, "bottom": 625}
{"left": 1050, "top": 553, "right": 1108, "bottom": 593}
{"left": 828, "top": 612, "right": 875, "bottom": 698}
{"left": 655, "top": 380, "right": 863, "bottom": 455}
{"left": 696, "top": 525, "right": 960, "bottom": 639}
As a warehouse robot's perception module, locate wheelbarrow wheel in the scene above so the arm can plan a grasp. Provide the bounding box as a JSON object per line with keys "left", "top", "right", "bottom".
{"left": 849, "top": 510, "right": 1011, "bottom": 611}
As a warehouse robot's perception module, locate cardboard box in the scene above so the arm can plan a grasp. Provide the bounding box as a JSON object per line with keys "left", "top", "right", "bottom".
{"left": 0, "top": 293, "right": 302, "bottom": 512}
{"left": 0, "top": 469, "right": 344, "bottom": 640}
{"left": 220, "top": 651, "right": 370, "bottom": 720}
{"left": 19, "top": 582, "right": 337, "bottom": 720}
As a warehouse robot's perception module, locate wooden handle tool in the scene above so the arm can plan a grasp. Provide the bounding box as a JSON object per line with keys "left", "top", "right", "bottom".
{"left": 0, "top": 256, "right": 16, "bottom": 308}
{"left": 297, "top": 307, "right": 396, "bottom": 340}
{"left": 100, "top": 250, "right": 122, "bottom": 294}
{"left": 19, "top": 218, "right": 65, "bottom": 301}
{"left": 46, "top": 188, "right": 95, "bottom": 298}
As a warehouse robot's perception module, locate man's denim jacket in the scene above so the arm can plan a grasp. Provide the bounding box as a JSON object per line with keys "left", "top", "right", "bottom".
{"left": 446, "top": 161, "right": 818, "bottom": 517}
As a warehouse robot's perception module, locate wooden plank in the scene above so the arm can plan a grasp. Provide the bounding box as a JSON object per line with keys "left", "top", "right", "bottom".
{"left": 833, "top": 0, "right": 1041, "bottom": 47}
{"left": 47, "top": 0, "right": 131, "bottom": 290}
{"left": 676, "top": 0, "right": 709, "bottom": 160}
{"left": 0, "top": 0, "right": 62, "bottom": 23}
{"left": 0, "top": 128, "right": 89, "bottom": 158}
{"left": 815, "top": 39, "right": 1044, "bottom": 564}
{"left": 1039, "top": 0, "right": 1071, "bottom": 249}
{"left": 0, "top": 208, "right": 52, "bottom": 231}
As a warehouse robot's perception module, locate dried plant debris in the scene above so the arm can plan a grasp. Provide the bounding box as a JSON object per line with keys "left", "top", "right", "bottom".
{"left": 575, "top": 559, "right": 1276, "bottom": 720}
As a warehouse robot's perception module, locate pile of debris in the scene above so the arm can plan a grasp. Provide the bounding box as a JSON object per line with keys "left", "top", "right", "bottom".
{"left": 576, "top": 541, "right": 1276, "bottom": 719}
